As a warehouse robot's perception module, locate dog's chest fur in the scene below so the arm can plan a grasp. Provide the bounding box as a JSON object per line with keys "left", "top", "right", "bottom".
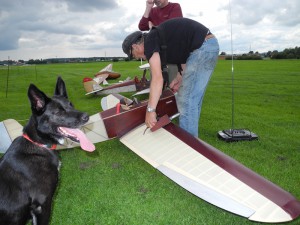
{"left": 0, "top": 136, "right": 60, "bottom": 195}
{"left": 0, "top": 138, "right": 60, "bottom": 225}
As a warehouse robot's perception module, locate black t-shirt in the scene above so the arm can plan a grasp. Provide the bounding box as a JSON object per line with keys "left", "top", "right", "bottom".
{"left": 144, "top": 18, "right": 209, "bottom": 64}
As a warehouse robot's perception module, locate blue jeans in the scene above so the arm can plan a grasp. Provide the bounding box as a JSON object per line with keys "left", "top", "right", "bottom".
{"left": 176, "top": 37, "right": 219, "bottom": 137}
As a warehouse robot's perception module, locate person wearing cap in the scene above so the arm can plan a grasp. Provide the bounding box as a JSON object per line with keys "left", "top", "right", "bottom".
{"left": 122, "top": 17, "right": 219, "bottom": 137}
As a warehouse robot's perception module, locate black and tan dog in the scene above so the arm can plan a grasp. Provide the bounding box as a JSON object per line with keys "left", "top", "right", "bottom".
{"left": 0, "top": 77, "right": 95, "bottom": 225}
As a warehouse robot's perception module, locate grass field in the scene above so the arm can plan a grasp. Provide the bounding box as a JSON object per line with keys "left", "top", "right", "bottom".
{"left": 0, "top": 59, "right": 299, "bottom": 225}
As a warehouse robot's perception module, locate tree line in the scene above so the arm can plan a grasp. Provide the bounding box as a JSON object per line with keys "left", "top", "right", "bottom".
{"left": 267, "top": 46, "right": 300, "bottom": 59}
{"left": 2, "top": 47, "right": 299, "bottom": 65}
{"left": 220, "top": 46, "right": 300, "bottom": 60}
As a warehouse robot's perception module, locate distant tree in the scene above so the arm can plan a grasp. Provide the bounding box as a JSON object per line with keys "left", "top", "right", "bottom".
{"left": 220, "top": 52, "right": 226, "bottom": 55}
{"left": 27, "top": 59, "right": 47, "bottom": 64}
{"left": 225, "top": 54, "right": 262, "bottom": 60}
{"left": 266, "top": 51, "right": 272, "bottom": 58}
{"left": 28, "top": 59, "right": 35, "bottom": 64}
{"left": 286, "top": 53, "right": 295, "bottom": 59}
{"left": 270, "top": 47, "right": 300, "bottom": 59}
{"left": 237, "top": 54, "right": 262, "bottom": 60}
{"left": 295, "top": 46, "right": 300, "bottom": 58}
{"left": 270, "top": 50, "right": 278, "bottom": 59}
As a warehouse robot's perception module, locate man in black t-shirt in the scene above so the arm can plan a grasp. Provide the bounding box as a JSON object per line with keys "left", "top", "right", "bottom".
{"left": 122, "top": 18, "right": 219, "bottom": 137}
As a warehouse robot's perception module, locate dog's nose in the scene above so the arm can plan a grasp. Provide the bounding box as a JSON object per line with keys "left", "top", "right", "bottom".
{"left": 81, "top": 113, "right": 89, "bottom": 122}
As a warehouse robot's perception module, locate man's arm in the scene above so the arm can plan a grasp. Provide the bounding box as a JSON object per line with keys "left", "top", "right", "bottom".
{"left": 139, "top": 17, "right": 150, "bottom": 31}
{"left": 138, "top": 0, "right": 154, "bottom": 31}
{"left": 145, "top": 52, "right": 164, "bottom": 128}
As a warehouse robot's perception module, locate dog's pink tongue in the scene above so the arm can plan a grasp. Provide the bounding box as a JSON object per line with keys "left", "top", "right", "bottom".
{"left": 63, "top": 127, "right": 95, "bottom": 152}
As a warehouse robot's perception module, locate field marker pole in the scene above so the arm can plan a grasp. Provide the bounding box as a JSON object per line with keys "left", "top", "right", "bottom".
{"left": 5, "top": 56, "right": 10, "bottom": 98}
{"left": 35, "top": 65, "right": 37, "bottom": 80}
{"left": 217, "top": 0, "right": 258, "bottom": 142}
{"left": 229, "top": 0, "right": 234, "bottom": 131}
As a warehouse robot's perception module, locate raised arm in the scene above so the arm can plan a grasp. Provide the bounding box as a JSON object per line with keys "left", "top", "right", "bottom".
{"left": 138, "top": 0, "right": 154, "bottom": 31}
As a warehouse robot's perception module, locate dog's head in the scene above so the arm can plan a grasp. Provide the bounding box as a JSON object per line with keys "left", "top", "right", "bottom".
{"left": 26, "top": 76, "right": 95, "bottom": 152}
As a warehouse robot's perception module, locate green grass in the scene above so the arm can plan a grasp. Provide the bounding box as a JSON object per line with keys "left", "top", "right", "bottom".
{"left": 0, "top": 60, "right": 299, "bottom": 225}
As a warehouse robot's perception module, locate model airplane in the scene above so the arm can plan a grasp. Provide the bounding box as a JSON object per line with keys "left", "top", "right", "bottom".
{"left": 94, "top": 63, "right": 121, "bottom": 79}
{"left": 83, "top": 63, "right": 121, "bottom": 95}
{"left": 84, "top": 70, "right": 150, "bottom": 96}
{"left": 0, "top": 90, "right": 300, "bottom": 223}
{"left": 83, "top": 63, "right": 150, "bottom": 96}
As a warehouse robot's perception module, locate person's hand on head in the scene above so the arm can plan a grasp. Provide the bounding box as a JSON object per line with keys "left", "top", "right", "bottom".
{"left": 146, "top": 0, "right": 154, "bottom": 10}
{"left": 143, "top": 0, "right": 154, "bottom": 19}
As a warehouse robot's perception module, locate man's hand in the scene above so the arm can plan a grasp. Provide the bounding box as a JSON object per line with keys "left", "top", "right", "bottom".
{"left": 169, "top": 74, "right": 182, "bottom": 93}
{"left": 143, "top": 0, "right": 154, "bottom": 18}
{"left": 148, "top": 21, "right": 154, "bottom": 29}
{"left": 145, "top": 0, "right": 154, "bottom": 14}
{"left": 145, "top": 111, "right": 157, "bottom": 128}
{"left": 146, "top": 0, "right": 154, "bottom": 8}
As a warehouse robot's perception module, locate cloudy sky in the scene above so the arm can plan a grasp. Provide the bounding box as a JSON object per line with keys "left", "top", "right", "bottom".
{"left": 0, "top": 0, "right": 299, "bottom": 61}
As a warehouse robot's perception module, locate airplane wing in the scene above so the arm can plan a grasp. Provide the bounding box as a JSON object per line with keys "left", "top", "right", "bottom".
{"left": 88, "top": 90, "right": 300, "bottom": 222}
{"left": 120, "top": 122, "right": 300, "bottom": 223}
{"left": 0, "top": 119, "right": 23, "bottom": 153}
{"left": 85, "top": 77, "right": 146, "bottom": 96}
{"left": 101, "top": 94, "right": 134, "bottom": 111}
{"left": 95, "top": 79, "right": 138, "bottom": 95}
{"left": 86, "top": 68, "right": 150, "bottom": 96}
{"left": 139, "top": 63, "right": 150, "bottom": 70}
{"left": 97, "top": 90, "right": 300, "bottom": 223}
{"left": 95, "top": 63, "right": 121, "bottom": 79}
{"left": 132, "top": 87, "right": 150, "bottom": 96}
{"left": 83, "top": 77, "right": 104, "bottom": 95}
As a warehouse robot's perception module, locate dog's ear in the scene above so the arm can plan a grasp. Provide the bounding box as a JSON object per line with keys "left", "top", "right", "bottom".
{"left": 54, "top": 76, "right": 68, "bottom": 99}
{"left": 28, "top": 84, "right": 50, "bottom": 114}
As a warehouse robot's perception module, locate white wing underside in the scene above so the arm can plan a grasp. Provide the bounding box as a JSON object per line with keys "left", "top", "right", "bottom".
{"left": 120, "top": 124, "right": 293, "bottom": 223}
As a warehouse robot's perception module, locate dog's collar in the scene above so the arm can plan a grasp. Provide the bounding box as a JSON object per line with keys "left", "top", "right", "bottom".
{"left": 22, "top": 133, "right": 57, "bottom": 150}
